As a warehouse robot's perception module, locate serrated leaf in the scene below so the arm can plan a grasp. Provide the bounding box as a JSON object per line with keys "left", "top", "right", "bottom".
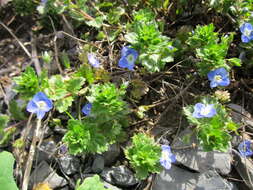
{"left": 0, "top": 151, "right": 19, "bottom": 190}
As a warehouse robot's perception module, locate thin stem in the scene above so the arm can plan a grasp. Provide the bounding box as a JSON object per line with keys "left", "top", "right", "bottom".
{"left": 22, "top": 119, "right": 41, "bottom": 190}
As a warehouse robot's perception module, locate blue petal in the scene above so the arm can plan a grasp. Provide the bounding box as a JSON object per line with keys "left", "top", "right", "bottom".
{"left": 161, "top": 145, "right": 171, "bottom": 152}
{"left": 88, "top": 53, "right": 100, "bottom": 68}
{"left": 215, "top": 68, "right": 228, "bottom": 77}
{"left": 218, "top": 78, "right": 230, "bottom": 87}
{"left": 36, "top": 110, "right": 46, "bottom": 119}
{"left": 210, "top": 80, "right": 218, "bottom": 88}
{"left": 204, "top": 106, "right": 217, "bottom": 118}
{"left": 170, "top": 154, "right": 176, "bottom": 163}
{"left": 26, "top": 100, "right": 39, "bottom": 112}
{"left": 192, "top": 103, "right": 204, "bottom": 118}
{"left": 244, "top": 23, "right": 253, "bottom": 32}
{"left": 82, "top": 103, "right": 92, "bottom": 116}
{"left": 118, "top": 57, "right": 133, "bottom": 70}
{"left": 240, "top": 23, "right": 247, "bottom": 33}
{"left": 207, "top": 70, "right": 216, "bottom": 81}
{"left": 241, "top": 35, "right": 250, "bottom": 43}
{"left": 238, "top": 140, "right": 253, "bottom": 157}
{"left": 121, "top": 46, "right": 130, "bottom": 57}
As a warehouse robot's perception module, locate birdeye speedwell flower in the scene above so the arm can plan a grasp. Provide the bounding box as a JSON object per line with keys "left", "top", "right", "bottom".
{"left": 207, "top": 68, "right": 230, "bottom": 88}
{"left": 192, "top": 103, "right": 216, "bottom": 118}
{"left": 118, "top": 46, "right": 138, "bottom": 71}
{"left": 26, "top": 92, "right": 53, "bottom": 119}
{"left": 87, "top": 53, "right": 100, "bottom": 68}
{"left": 82, "top": 103, "right": 92, "bottom": 116}
{"left": 240, "top": 23, "right": 253, "bottom": 43}
{"left": 238, "top": 140, "right": 253, "bottom": 157}
{"left": 160, "top": 145, "right": 176, "bottom": 170}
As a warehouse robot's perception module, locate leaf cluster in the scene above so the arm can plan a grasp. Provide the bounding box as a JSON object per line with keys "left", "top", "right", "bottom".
{"left": 75, "top": 175, "right": 108, "bottom": 190}
{"left": 44, "top": 75, "right": 85, "bottom": 113}
{"left": 13, "top": 67, "right": 47, "bottom": 100}
{"left": 63, "top": 83, "right": 129, "bottom": 154}
{"left": 125, "top": 133, "right": 162, "bottom": 180}
{"left": 187, "top": 24, "right": 241, "bottom": 76}
{"left": 125, "top": 9, "right": 176, "bottom": 73}
{"left": 183, "top": 97, "right": 238, "bottom": 151}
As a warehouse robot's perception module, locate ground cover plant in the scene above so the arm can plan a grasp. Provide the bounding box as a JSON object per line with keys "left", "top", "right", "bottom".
{"left": 1, "top": 0, "right": 253, "bottom": 189}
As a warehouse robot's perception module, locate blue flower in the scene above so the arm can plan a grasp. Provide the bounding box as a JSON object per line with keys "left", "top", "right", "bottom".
{"left": 192, "top": 103, "right": 216, "bottom": 118}
{"left": 160, "top": 145, "right": 176, "bottom": 170}
{"left": 240, "top": 23, "right": 253, "bottom": 43}
{"left": 87, "top": 53, "right": 100, "bottom": 68}
{"left": 118, "top": 46, "right": 138, "bottom": 71}
{"left": 26, "top": 92, "right": 53, "bottom": 119}
{"left": 238, "top": 140, "right": 253, "bottom": 157}
{"left": 207, "top": 68, "right": 230, "bottom": 88}
{"left": 82, "top": 103, "right": 92, "bottom": 116}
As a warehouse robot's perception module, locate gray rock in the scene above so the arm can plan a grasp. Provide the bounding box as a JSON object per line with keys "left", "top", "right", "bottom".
{"left": 92, "top": 154, "right": 105, "bottom": 173}
{"left": 195, "top": 170, "right": 237, "bottom": 190}
{"left": 228, "top": 104, "right": 253, "bottom": 127}
{"left": 103, "top": 144, "right": 121, "bottom": 166}
{"left": 172, "top": 129, "right": 232, "bottom": 175}
{"left": 30, "top": 161, "right": 67, "bottom": 189}
{"left": 103, "top": 181, "right": 122, "bottom": 190}
{"left": 152, "top": 165, "right": 199, "bottom": 190}
{"left": 233, "top": 149, "right": 253, "bottom": 189}
{"left": 100, "top": 165, "right": 139, "bottom": 187}
{"left": 58, "top": 154, "right": 81, "bottom": 175}
{"left": 36, "top": 139, "right": 57, "bottom": 163}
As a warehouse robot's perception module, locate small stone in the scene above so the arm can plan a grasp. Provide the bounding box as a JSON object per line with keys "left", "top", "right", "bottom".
{"left": 29, "top": 161, "right": 67, "bottom": 189}
{"left": 100, "top": 165, "right": 139, "bottom": 187}
{"left": 103, "top": 181, "right": 122, "bottom": 190}
{"left": 152, "top": 165, "right": 199, "bottom": 190}
{"left": 58, "top": 154, "right": 81, "bottom": 175}
{"left": 102, "top": 144, "right": 121, "bottom": 166}
{"left": 195, "top": 170, "right": 238, "bottom": 190}
{"left": 92, "top": 154, "right": 105, "bottom": 173}
{"left": 36, "top": 139, "right": 57, "bottom": 163}
{"left": 233, "top": 149, "right": 253, "bottom": 189}
{"left": 172, "top": 129, "right": 232, "bottom": 175}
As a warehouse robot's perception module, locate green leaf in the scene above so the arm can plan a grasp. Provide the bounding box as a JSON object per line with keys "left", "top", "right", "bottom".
{"left": 75, "top": 175, "right": 107, "bottom": 190}
{"left": 13, "top": 66, "right": 39, "bottom": 99}
{"left": 86, "top": 16, "right": 105, "bottom": 29}
{"left": 125, "top": 133, "right": 162, "bottom": 180}
{"left": 227, "top": 58, "right": 242, "bottom": 67}
{"left": 0, "top": 151, "right": 19, "bottom": 190}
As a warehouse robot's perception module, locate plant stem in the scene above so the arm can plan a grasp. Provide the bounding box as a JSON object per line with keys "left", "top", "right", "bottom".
{"left": 22, "top": 119, "right": 41, "bottom": 190}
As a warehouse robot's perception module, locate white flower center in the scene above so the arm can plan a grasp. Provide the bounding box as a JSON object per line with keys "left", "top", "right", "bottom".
{"left": 127, "top": 54, "right": 134, "bottom": 63}
{"left": 161, "top": 151, "right": 170, "bottom": 160}
{"left": 37, "top": 101, "right": 46, "bottom": 109}
{"left": 244, "top": 28, "right": 252, "bottom": 37}
{"left": 200, "top": 106, "right": 211, "bottom": 116}
{"left": 214, "top": 75, "right": 222, "bottom": 82}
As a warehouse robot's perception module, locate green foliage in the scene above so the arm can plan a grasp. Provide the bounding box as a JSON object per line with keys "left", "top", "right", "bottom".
{"left": 187, "top": 24, "right": 241, "bottom": 76}
{"left": 125, "top": 133, "right": 162, "bottom": 180}
{"left": 13, "top": 67, "right": 40, "bottom": 100}
{"left": 75, "top": 175, "right": 108, "bottom": 190}
{"left": 125, "top": 9, "right": 176, "bottom": 72}
{"left": 63, "top": 82, "right": 129, "bottom": 154}
{"left": 0, "top": 151, "right": 19, "bottom": 190}
{"left": 0, "top": 115, "right": 16, "bottom": 146}
{"left": 9, "top": 100, "right": 26, "bottom": 120}
{"left": 183, "top": 97, "right": 238, "bottom": 151}
{"left": 45, "top": 75, "right": 85, "bottom": 113}
{"left": 206, "top": 0, "right": 253, "bottom": 23}
{"left": 13, "top": 0, "right": 37, "bottom": 15}
{"left": 63, "top": 119, "right": 109, "bottom": 154}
